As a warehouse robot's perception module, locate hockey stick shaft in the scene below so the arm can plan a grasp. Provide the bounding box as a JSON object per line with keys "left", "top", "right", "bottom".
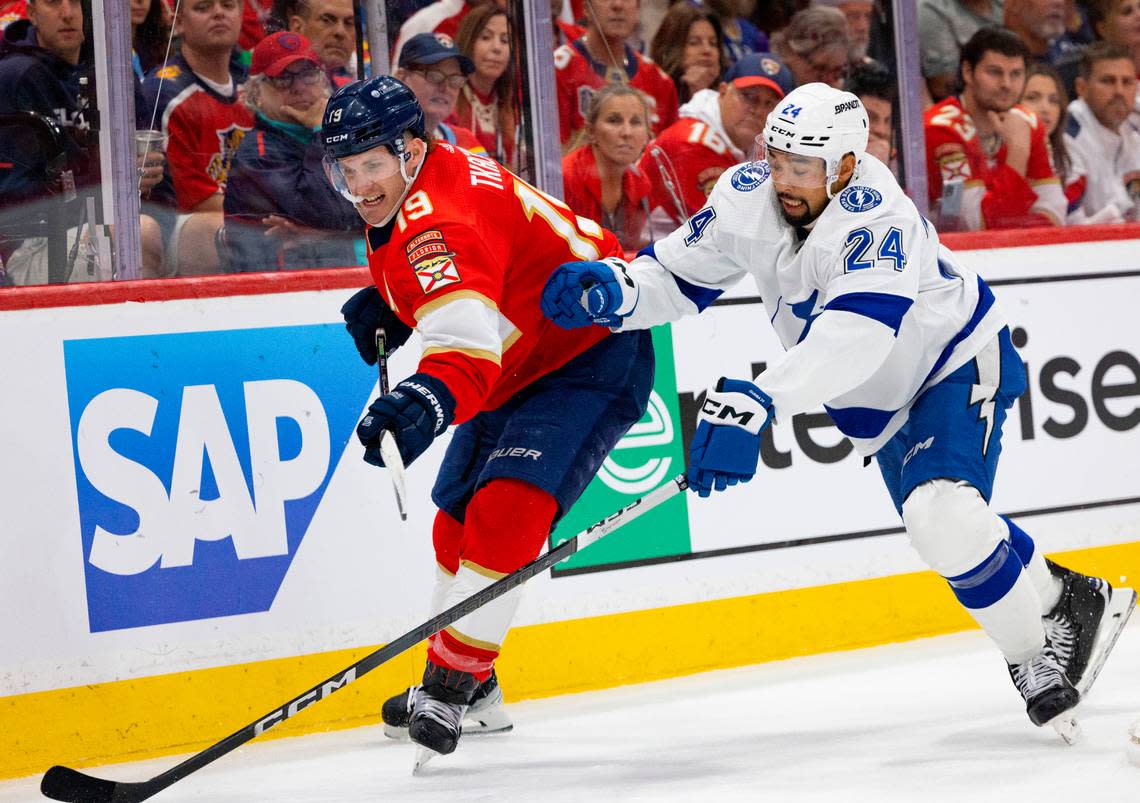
{"left": 41, "top": 475, "right": 687, "bottom": 803}
{"left": 374, "top": 328, "right": 407, "bottom": 521}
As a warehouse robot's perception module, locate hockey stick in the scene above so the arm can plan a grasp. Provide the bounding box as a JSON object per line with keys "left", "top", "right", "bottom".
{"left": 40, "top": 474, "right": 689, "bottom": 803}
{"left": 374, "top": 328, "right": 408, "bottom": 522}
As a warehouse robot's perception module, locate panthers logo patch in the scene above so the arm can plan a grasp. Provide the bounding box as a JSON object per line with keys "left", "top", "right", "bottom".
{"left": 839, "top": 186, "right": 882, "bottom": 213}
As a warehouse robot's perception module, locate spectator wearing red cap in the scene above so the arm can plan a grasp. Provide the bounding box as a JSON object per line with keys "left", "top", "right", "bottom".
{"left": 223, "top": 30, "right": 362, "bottom": 272}
{"left": 562, "top": 83, "right": 653, "bottom": 251}
{"left": 639, "top": 52, "right": 792, "bottom": 226}
{"left": 396, "top": 32, "right": 486, "bottom": 155}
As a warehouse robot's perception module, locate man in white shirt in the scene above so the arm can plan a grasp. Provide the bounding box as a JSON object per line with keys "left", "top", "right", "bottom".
{"left": 1064, "top": 41, "right": 1140, "bottom": 223}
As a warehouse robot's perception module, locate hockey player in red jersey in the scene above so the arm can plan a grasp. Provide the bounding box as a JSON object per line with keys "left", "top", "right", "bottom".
{"left": 321, "top": 76, "right": 655, "bottom": 765}
{"left": 924, "top": 27, "right": 1065, "bottom": 230}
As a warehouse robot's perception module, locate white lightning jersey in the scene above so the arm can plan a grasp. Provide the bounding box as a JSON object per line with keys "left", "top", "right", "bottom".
{"left": 622, "top": 154, "right": 1006, "bottom": 455}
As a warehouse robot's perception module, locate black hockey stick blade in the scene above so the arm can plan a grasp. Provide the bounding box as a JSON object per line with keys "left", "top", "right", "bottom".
{"left": 39, "top": 475, "right": 687, "bottom": 801}
{"left": 41, "top": 765, "right": 151, "bottom": 803}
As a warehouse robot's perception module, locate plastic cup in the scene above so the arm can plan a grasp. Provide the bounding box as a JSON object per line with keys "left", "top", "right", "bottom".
{"left": 134, "top": 129, "right": 167, "bottom": 158}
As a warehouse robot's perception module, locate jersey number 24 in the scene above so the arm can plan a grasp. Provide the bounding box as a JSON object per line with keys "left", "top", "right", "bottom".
{"left": 843, "top": 227, "right": 906, "bottom": 273}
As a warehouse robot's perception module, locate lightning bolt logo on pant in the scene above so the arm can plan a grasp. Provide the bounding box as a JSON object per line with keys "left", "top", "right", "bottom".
{"left": 969, "top": 383, "right": 997, "bottom": 457}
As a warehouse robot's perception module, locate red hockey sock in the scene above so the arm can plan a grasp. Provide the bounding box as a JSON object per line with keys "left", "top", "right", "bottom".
{"left": 431, "top": 508, "right": 463, "bottom": 575}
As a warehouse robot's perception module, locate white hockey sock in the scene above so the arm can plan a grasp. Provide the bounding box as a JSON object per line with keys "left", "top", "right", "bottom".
{"left": 1023, "top": 550, "right": 1063, "bottom": 614}
{"left": 968, "top": 569, "right": 1046, "bottom": 665}
{"left": 429, "top": 565, "right": 456, "bottom": 616}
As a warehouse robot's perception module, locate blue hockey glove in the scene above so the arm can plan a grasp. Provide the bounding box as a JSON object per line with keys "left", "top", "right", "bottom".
{"left": 541, "top": 257, "right": 639, "bottom": 329}
{"left": 357, "top": 373, "right": 455, "bottom": 467}
{"left": 688, "top": 378, "right": 775, "bottom": 498}
{"left": 341, "top": 286, "right": 414, "bottom": 365}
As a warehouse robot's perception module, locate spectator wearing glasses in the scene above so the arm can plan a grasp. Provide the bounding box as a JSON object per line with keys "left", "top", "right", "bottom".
{"left": 770, "top": 5, "right": 851, "bottom": 89}
{"left": 223, "top": 31, "right": 362, "bottom": 272}
{"left": 140, "top": 0, "right": 254, "bottom": 276}
{"left": 396, "top": 32, "right": 486, "bottom": 154}
{"left": 554, "top": 0, "right": 678, "bottom": 148}
{"left": 277, "top": 0, "right": 356, "bottom": 86}
{"left": 562, "top": 83, "right": 652, "bottom": 251}
{"left": 924, "top": 26, "right": 1065, "bottom": 230}
{"left": 452, "top": 4, "right": 517, "bottom": 166}
{"left": 639, "top": 52, "right": 792, "bottom": 227}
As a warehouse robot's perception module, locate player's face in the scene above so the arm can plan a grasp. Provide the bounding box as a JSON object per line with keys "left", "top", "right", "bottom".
{"left": 335, "top": 139, "right": 427, "bottom": 225}
{"left": 1101, "top": 0, "right": 1140, "bottom": 48}
{"left": 399, "top": 58, "right": 466, "bottom": 128}
{"left": 27, "top": 0, "right": 85, "bottom": 64}
{"left": 290, "top": 0, "right": 355, "bottom": 71}
{"left": 472, "top": 13, "right": 510, "bottom": 84}
{"left": 767, "top": 147, "right": 831, "bottom": 225}
{"left": 1020, "top": 73, "right": 1062, "bottom": 135}
{"left": 589, "top": 94, "right": 649, "bottom": 168}
{"left": 257, "top": 62, "right": 328, "bottom": 121}
{"left": 177, "top": 0, "right": 242, "bottom": 53}
{"left": 682, "top": 19, "right": 719, "bottom": 73}
{"left": 962, "top": 52, "right": 1026, "bottom": 113}
{"left": 1079, "top": 58, "right": 1138, "bottom": 130}
{"left": 719, "top": 83, "right": 779, "bottom": 155}
{"left": 590, "top": 0, "right": 638, "bottom": 41}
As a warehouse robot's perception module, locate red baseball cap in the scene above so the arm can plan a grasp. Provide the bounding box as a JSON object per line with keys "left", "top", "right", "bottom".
{"left": 250, "top": 32, "right": 321, "bottom": 78}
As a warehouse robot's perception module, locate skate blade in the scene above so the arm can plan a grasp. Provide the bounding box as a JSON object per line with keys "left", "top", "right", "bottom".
{"left": 412, "top": 746, "right": 438, "bottom": 776}
{"left": 1077, "top": 587, "right": 1136, "bottom": 698}
{"left": 383, "top": 724, "right": 410, "bottom": 742}
{"left": 1049, "top": 712, "right": 1082, "bottom": 745}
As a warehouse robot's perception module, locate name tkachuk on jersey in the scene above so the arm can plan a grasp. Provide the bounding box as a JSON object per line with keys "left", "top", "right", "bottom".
{"left": 364, "top": 143, "right": 623, "bottom": 422}
{"left": 623, "top": 154, "right": 1006, "bottom": 455}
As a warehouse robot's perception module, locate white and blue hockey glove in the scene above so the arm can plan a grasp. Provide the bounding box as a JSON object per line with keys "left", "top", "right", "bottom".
{"left": 688, "top": 378, "right": 775, "bottom": 498}
{"left": 541, "top": 257, "right": 639, "bottom": 329}
{"left": 357, "top": 373, "right": 455, "bottom": 468}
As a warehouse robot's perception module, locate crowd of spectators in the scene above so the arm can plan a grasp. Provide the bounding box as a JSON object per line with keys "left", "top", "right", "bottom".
{"left": 3, "top": 0, "right": 1140, "bottom": 285}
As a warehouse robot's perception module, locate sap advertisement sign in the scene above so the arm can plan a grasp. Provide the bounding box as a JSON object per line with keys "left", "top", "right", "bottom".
{"left": 64, "top": 324, "right": 374, "bottom": 632}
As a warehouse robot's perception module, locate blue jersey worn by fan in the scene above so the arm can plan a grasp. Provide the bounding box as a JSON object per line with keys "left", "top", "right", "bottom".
{"left": 541, "top": 82, "right": 1135, "bottom": 739}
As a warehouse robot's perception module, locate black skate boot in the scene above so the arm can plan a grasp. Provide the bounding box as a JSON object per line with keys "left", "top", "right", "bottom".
{"left": 381, "top": 669, "right": 512, "bottom": 740}
{"left": 408, "top": 661, "right": 480, "bottom": 767}
{"left": 1042, "top": 559, "right": 1109, "bottom": 689}
{"left": 1007, "top": 644, "right": 1079, "bottom": 727}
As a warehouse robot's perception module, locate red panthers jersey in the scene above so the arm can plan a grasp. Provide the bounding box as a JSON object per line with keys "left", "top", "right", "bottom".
{"left": 366, "top": 143, "right": 620, "bottom": 422}
{"left": 140, "top": 54, "right": 254, "bottom": 211}
{"left": 554, "top": 39, "right": 678, "bottom": 148}
{"left": 639, "top": 112, "right": 739, "bottom": 225}
{"left": 924, "top": 96, "right": 1064, "bottom": 229}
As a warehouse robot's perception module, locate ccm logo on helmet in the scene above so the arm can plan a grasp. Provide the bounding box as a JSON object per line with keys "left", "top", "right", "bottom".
{"left": 325, "top": 133, "right": 349, "bottom": 142}
{"left": 768, "top": 125, "right": 795, "bottom": 137}
{"left": 834, "top": 100, "right": 860, "bottom": 114}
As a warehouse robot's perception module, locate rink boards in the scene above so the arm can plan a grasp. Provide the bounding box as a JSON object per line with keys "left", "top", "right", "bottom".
{"left": 2, "top": 226, "right": 1140, "bottom": 779}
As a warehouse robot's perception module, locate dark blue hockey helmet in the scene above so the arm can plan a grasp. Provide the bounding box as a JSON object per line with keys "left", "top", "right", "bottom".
{"left": 321, "top": 76, "right": 428, "bottom": 161}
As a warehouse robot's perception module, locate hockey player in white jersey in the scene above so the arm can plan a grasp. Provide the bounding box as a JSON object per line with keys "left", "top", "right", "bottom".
{"left": 541, "top": 83, "right": 1135, "bottom": 736}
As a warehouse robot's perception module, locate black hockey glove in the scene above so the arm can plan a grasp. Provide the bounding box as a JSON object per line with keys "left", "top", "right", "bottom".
{"left": 340, "top": 286, "right": 413, "bottom": 365}
{"left": 357, "top": 373, "right": 456, "bottom": 468}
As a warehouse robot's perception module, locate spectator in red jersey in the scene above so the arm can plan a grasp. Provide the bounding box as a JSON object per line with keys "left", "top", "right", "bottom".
{"left": 278, "top": 0, "right": 356, "bottom": 85}
{"left": 562, "top": 84, "right": 652, "bottom": 250}
{"left": 397, "top": 32, "right": 487, "bottom": 154}
{"left": 639, "top": 51, "right": 792, "bottom": 226}
{"left": 649, "top": 4, "right": 727, "bottom": 106}
{"left": 551, "top": 0, "right": 584, "bottom": 47}
{"left": 140, "top": 0, "right": 254, "bottom": 276}
{"left": 554, "top": 0, "right": 678, "bottom": 148}
{"left": 452, "top": 4, "right": 517, "bottom": 166}
{"left": 224, "top": 31, "right": 362, "bottom": 271}
{"left": 1019, "top": 63, "right": 1081, "bottom": 213}
{"left": 770, "top": 5, "right": 851, "bottom": 89}
{"left": 0, "top": 0, "right": 26, "bottom": 32}
{"left": 924, "top": 26, "right": 1065, "bottom": 231}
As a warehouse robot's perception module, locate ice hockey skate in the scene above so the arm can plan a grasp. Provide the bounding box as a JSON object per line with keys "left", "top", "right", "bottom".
{"left": 382, "top": 668, "right": 513, "bottom": 741}
{"left": 1007, "top": 640, "right": 1080, "bottom": 740}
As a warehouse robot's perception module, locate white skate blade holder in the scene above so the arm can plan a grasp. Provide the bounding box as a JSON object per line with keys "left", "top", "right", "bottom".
{"left": 412, "top": 746, "right": 437, "bottom": 776}
{"left": 386, "top": 707, "right": 513, "bottom": 742}
{"left": 1050, "top": 586, "right": 1136, "bottom": 746}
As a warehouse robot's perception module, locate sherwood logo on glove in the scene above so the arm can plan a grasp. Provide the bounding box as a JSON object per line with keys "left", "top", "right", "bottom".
{"left": 64, "top": 325, "right": 375, "bottom": 632}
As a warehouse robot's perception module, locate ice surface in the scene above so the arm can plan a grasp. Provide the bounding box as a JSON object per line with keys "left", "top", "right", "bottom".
{"left": 5, "top": 624, "right": 1138, "bottom": 802}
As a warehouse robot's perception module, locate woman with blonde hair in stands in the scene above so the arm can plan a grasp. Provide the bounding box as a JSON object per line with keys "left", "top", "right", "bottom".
{"left": 452, "top": 3, "right": 518, "bottom": 167}
{"left": 562, "top": 83, "right": 652, "bottom": 251}
{"left": 650, "top": 4, "right": 728, "bottom": 106}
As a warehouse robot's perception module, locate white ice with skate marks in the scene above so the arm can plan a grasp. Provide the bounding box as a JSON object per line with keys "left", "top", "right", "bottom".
{"left": 4, "top": 623, "right": 1139, "bottom": 802}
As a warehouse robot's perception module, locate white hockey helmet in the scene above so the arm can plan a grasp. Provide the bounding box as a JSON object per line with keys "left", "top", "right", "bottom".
{"left": 760, "top": 82, "right": 869, "bottom": 197}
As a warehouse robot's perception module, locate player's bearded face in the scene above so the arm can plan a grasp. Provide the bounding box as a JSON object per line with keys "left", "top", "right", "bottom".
{"left": 767, "top": 148, "right": 830, "bottom": 226}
